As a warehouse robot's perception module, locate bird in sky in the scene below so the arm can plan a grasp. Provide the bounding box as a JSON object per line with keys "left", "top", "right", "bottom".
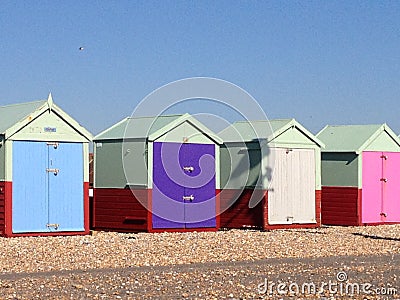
{"left": 79, "top": 47, "right": 84, "bottom": 51}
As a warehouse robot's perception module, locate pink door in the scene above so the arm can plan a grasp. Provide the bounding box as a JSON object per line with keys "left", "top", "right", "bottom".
{"left": 382, "top": 152, "right": 400, "bottom": 222}
{"left": 361, "top": 152, "right": 383, "bottom": 223}
{"left": 362, "top": 151, "right": 400, "bottom": 224}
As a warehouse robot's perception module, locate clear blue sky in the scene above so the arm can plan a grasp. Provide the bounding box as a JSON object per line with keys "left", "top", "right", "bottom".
{"left": 1, "top": 1, "right": 399, "bottom": 135}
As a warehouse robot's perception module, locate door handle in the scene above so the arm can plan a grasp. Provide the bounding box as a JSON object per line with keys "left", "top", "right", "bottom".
{"left": 46, "top": 223, "right": 60, "bottom": 230}
{"left": 183, "top": 195, "right": 194, "bottom": 201}
{"left": 380, "top": 178, "right": 388, "bottom": 182}
{"left": 380, "top": 212, "right": 387, "bottom": 217}
{"left": 380, "top": 155, "right": 388, "bottom": 160}
{"left": 183, "top": 166, "right": 194, "bottom": 172}
{"left": 46, "top": 168, "right": 60, "bottom": 176}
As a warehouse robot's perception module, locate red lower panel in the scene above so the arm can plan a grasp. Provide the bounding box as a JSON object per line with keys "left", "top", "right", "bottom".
{"left": 263, "top": 190, "right": 321, "bottom": 230}
{"left": 0, "top": 182, "right": 12, "bottom": 237}
{"left": 83, "top": 182, "right": 90, "bottom": 234}
{"left": 0, "top": 181, "right": 7, "bottom": 236}
{"left": 2, "top": 182, "right": 89, "bottom": 237}
{"left": 321, "top": 186, "right": 361, "bottom": 226}
{"left": 94, "top": 188, "right": 220, "bottom": 233}
{"left": 219, "top": 189, "right": 264, "bottom": 229}
{"left": 93, "top": 188, "right": 149, "bottom": 232}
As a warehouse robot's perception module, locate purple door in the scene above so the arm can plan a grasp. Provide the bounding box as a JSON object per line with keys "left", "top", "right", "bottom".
{"left": 152, "top": 142, "right": 216, "bottom": 229}
{"left": 183, "top": 143, "right": 216, "bottom": 228}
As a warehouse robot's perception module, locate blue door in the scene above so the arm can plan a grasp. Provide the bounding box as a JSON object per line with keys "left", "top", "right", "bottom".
{"left": 12, "top": 141, "right": 84, "bottom": 233}
{"left": 48, "top": 143, "right": 84, "bottom": 231}
{"left": 12, "top": 142, "right": 48, "bottom": 233}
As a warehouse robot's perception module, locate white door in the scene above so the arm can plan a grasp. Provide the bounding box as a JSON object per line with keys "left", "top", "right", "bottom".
{"left": 267, "top": 148, "right": 316, "bottom": 224}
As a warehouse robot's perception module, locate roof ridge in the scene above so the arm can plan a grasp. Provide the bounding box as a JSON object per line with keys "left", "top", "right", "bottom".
{"left": 127, "top": 114, "right": 184, "bottom": 120}
{"left": 234, "top": 118, "right": 293, "bottom": 124}
{"left": 324, "top": 124, "right": 384, "bottom": 127}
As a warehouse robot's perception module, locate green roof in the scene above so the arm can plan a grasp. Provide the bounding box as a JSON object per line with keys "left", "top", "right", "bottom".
{"left": 219, "top": 118, "right": 324, "bottom": 147}
{"left": 0, "top": 94, "right": 92, "bottom": 140}
{"left": 317, "top": 124, "right": 400, "bottom": 153}
{"left": 94, "top": 113, "right": 222, "bottom": 144}
{"left": 94, "top": 115, "right": 182, "bottom": 140}
{"left": 0, "top": 100, "right": 47, "bottom": 134}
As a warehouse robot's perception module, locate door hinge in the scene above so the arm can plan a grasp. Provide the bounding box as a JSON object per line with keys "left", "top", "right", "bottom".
{"left": 46, "top": 142, "right": 59, "bottom": 149}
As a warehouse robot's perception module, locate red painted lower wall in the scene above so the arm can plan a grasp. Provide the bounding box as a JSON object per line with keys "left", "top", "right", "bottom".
{"left": 263, "top": 190, "right": 321, "bottom": 230}
{"left": 0, "top": 181, "right": 6, "bottom": 236}
{"left": 219, "top": 189, "right": 264, "bottom": 229}
{"left": 321, "top": 186, "right": 361, "bottom": 226}
{"left": 219, "top": 189, "right": 321, "bottom": 230}
{"left": 0, "top": 181, "right": 12, "bottom": 237}
{"left": 93, "top": 188, "right": 149, "bottom": 232}
{"left": 1, "top": 181, "right": 89, "bottom": 237}
{"left": 94, "top": 188, "right": 220, "bottom": 233}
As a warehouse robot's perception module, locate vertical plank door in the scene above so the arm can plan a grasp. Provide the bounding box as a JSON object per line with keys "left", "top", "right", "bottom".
{"left": 48, "top": 142, "right": 84, "bottom": 232}
{"left": 183, "top": 143, "right": 216, "bottom": 228}
{"left": 361, "top": 152, "right": 383, "bottom": 223}
{"left": 152, "top": 142, "right": 216, "bottom": 229}
{"left": 152, "top": 142, "right": 185, "bottom": 229}
{"left": 268, "top": 148, "right": 316, "bottom": 224}
{"left": 12, "top": 141, "right": 48, "bottom": 233}
{"left": 382, "top": 152, "right": 400, "bottom": 223}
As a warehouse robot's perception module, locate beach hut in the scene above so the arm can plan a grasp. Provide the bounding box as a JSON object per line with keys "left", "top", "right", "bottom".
{"left": 93, "top": 114, "right": 222, "bottom": 232}
{"left": 219, "top": 119, "right": 324, "bottom": 230}
{"left": 317, "top": 124, "right": 400, "bottom": 226}
{"left": 0, "top": 94, "right": 92, "bottom": 237}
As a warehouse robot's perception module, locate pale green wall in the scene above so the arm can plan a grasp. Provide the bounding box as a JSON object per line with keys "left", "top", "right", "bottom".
{"left": 4, "top": 140, "right": 12, "bottom": 181}
{"left": 270, "top": 126, "right": 317, "bottom": 146}
{"left": 154, "top": 122, "right": 214, "bottom": 144}
{"left": 364, "top": 131, "right": 400, "bottom": 152}
{"left": 220, "top": 142, "right": 262, "bottom": 189}
{"left": 321, "top": 152, "right": 359, "bottom": 187}
{"left": 10, "top": 111, "right": 88, "bottom": 142}
{"left": 94, "top": 139, "right": 148, "bottom": 188}
{"left": 0, "top": 136, "right": 5, "bottom": 181}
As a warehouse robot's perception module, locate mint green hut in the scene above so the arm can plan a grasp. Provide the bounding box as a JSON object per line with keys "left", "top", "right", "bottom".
{"left": 93, "top": 114, "right": 222, "bottom": 232}
{"left": 219, "top": 119, "right": 324, "bottom": 230}
{"left": 317, "top": 124, "right": 400, "bottom": 226}
{"left": 0, "top": 94, "right": 93, "bottom": 237}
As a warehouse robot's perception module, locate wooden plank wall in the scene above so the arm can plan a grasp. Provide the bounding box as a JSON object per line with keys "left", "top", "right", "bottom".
{"left": 219, "top": 189, "right": 264, "bottom": 229}
{"left": 0, "top": 182, "right": 5, "bottom": 235}
{"left": 321, "top": 186, "right": 360, "bottom": 226}
{"left": 93, "top": 188, "right": 149, "bottom": 232}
